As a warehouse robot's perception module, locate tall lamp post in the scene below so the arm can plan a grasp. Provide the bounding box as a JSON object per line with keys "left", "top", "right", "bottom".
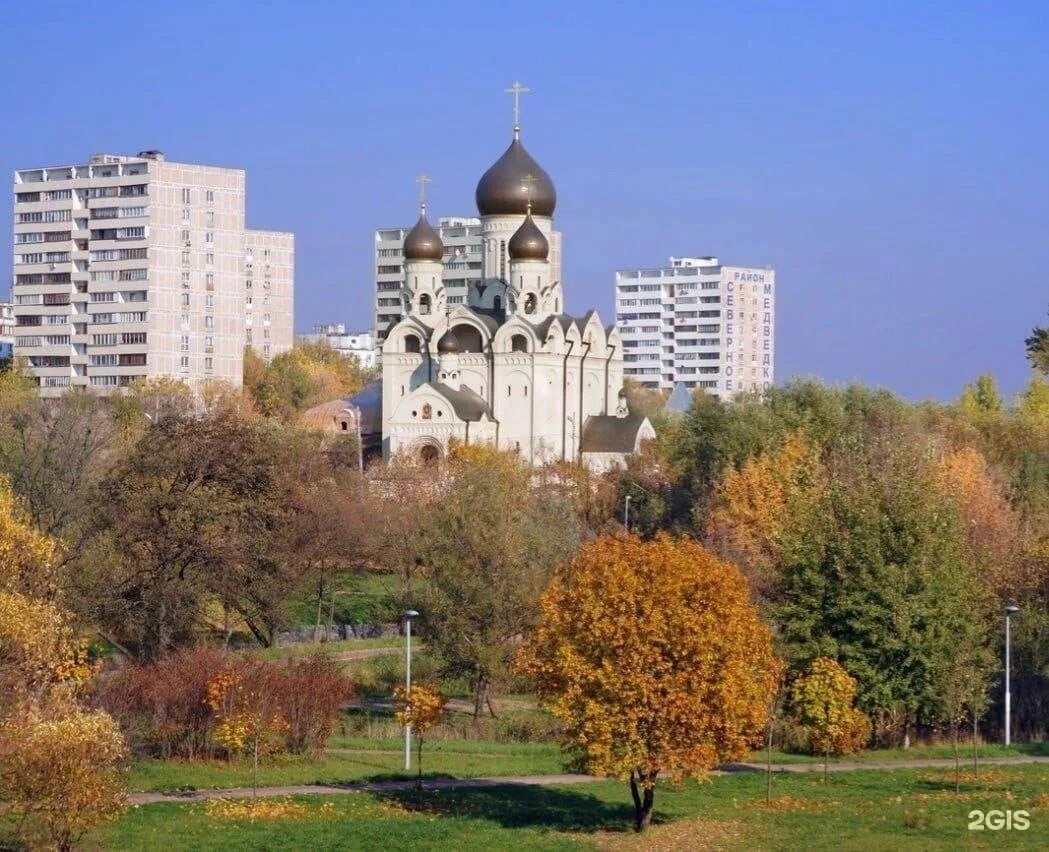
{"left": 624, "top": 494, "right": 632, "bottom": 532}
{"left": 403, "top": 609, "right": 419, "bottom": 771}
{"left": 1004, "top": 604, "right": 1020, "bottom": 746}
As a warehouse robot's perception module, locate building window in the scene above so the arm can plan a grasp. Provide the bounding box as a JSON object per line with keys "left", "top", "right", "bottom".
{"left": 511, "top": 334, "right": 528, "bottom": 352}
{"left": 205, "top": 357, "right": 213, "bottom": 371}
{"left": 206, "top": 190, "right": 215, "bottom": 203}
{"left": 404, "top": 334, "right": 421, "bottom": 354}
{"left": 181, "top": 188, "right": 192, "bottom": 204}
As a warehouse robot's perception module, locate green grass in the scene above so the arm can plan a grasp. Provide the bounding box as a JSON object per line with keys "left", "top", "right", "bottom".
{"left": 745, "top": 742, "right": 1049, "bottom": 765}
{"left": 128, "top": 740, "right": 566, "bottom": 793}
{"left": 98, "top": 764, "right": 1049, "bottom": 850}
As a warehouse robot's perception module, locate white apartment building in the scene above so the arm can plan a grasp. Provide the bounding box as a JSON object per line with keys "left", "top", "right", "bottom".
{"left": 0, "top": 301, "right": 14, "bottom": 362}
{"left": 11, "top": 151, "right": 293, "bottom": 396}
{"left": 296, "top": 323, "right": 377, "bottom": 369}
{"left": 615, "top": 256, "right": 775, "bottom": 399}
{"left": 373, "top": 216, "right": 561, "bottom": 342}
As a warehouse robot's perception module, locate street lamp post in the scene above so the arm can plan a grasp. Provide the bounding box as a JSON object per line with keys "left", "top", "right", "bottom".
{"left": 404, "top": 609, "right": 419, "bottom": 771}
{"left": 624, "top": 495, "right": 632, "bottom": 532}
{"left": 1004, "top": 604, "right": 1020, "bottom": 746}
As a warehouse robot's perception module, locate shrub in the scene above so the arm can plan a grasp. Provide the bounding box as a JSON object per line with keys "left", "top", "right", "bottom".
{"left": 94, "top": 649, "right": 353, "bottom": 759}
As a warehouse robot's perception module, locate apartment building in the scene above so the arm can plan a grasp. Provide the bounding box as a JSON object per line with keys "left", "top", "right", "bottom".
{"left": 244, "top": 230, "right": 294, "bottom": 362}
{"left": 0, "top": 301, "right": 14, "bottom": 362}
{"left": 615, "top": 256, "right": 775, "bottom": 399}
{"left": 11, "top": 151, "right": 292, "bottom": 396}
{"left": 373, "top": 216, "right": 561, "bottom": 342}
{"left": 296, "top": 324, "right": 377, "bottom": 369}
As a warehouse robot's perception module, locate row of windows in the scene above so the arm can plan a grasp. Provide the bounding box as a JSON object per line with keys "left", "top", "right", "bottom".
{"left": 89, "top": 353, "right": 147, "bottom": 367}
{"left": 92, "top": 333, "right": 147, "bottom": 345}
{"left": 90, "top": 226, "right": 146, "bottom": 241}
{"left": 15, "top": 335, "right": 70, "bottom": 346}
{"left": 181, "top": 188, "right": 216, "bottom": 204}
{"left": 92, "top": 206, "right": 148, "bottom": 219}
{"left": 16, "top": 210, "right": 72, "bottom": 223}
{"left": 90, "top": 269, "right": 148, "bottom": 282}
{"left": 90, "top": 248, "right": 147, "bottom": 261}
{"left": 15, "top": 251, "right": 71, "bottom": 264}
{"left": 15, "top": 273, "right": 70, "bottom": 285}
{"left": 16, "top": 188, "right": 73, "bottom": 202}
{"left": 92, "top": 312, "right": 147, "bottom": 324}
{"left": 85, "top": 185, "right": 147, "bottom": 198}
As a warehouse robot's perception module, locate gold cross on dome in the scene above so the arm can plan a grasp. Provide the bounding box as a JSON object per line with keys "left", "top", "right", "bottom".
{"left": 521, "top": 173, "right": 538, "bottom": 212}
{"left": 505, "top": 81, "right": 530, "bottom": 135}
{"left": 415, "top": 173, "right": 431, "bottom": 212}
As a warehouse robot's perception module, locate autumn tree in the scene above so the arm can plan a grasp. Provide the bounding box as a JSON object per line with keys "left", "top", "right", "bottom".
{"left": 0, "top": 483, "right": 127, "bottom": 849}
{"left": 205, "top": 662, "right": 287, "bottom": 798}
{"left": 790, "top": 658, "right": 871, "bottom": 781}
{"left": 421, "top": 446, "right": 580, "bottom": 717}
{"left": 959, "top": 373, "right": 1004, "bottom": 416}
{"left": 245, "top": 342, "right": 372, "bottom": 421}
{"left": 394, "top": 683, "right": 447, "bottom": 786}
{"left": 517, "top": 534, "right": 780, "bottom": 832}
{"left": 706, "top": 431, "right": 822, "bottom": 597}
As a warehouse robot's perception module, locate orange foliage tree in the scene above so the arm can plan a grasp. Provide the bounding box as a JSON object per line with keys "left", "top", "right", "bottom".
{"left": 394, "top": 683, "right": 447, "bottom": 785}
{"left": 706, "top": 432, "right": 822, "bottom": 596}
{"left": 517, "top": 533, "right": 780, "bottom": 832}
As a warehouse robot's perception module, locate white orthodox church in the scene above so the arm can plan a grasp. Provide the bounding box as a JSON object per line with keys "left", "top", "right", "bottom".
{"left": 377, "top": 98, "right": 654, "bottom": 469}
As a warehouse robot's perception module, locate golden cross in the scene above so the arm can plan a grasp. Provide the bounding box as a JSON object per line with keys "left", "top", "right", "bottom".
{"left": 415, "top": 173, "right": 431, "bottom": 212}
{"left": 505, "top": 81, "right": 530, "bottom": 135}
{"left": 521, "top": 173, "right": 538, "bottom": 213}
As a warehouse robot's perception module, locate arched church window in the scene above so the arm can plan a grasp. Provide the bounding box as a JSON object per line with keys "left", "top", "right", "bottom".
{"left": 511, "top": 334, "right": 528, "bottom": 352}
{"left": 450, "top": 324, "right": 483, "bottom": 353}
{"left": 524, "top": 294, "right": 537, "bottom": 315}
{"left": 420, "top": 444, "right": 439, "bottom": 465}
{"left": 419, "top": 294, "right": 431, "bottom": 315}
{"left": 422, "top": 403, "right": 432, "bottom": 420}
{"left": 404, "top": 334, "right": 420, "bottom": 354}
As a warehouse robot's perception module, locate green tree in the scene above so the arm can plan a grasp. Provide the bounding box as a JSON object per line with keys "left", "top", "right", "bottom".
{"left": 244, "top": 343, "right": 373, "bottom": 421}
{"left": 420, "top": 446, "right": 580, "bottom": 716}
{"left": 1026, "top": 309, "right": 1049, "bottom": 374}
{"left": 959, "top": 373, "right": 1004, "bottom": 416}
{"left": 790, "top": 658, "right": 871, "bottom": 781}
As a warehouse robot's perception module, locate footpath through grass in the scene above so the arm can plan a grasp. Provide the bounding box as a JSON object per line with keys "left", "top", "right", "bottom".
{"left": 100, "top": 764, "right": 1049, "bottom": 850}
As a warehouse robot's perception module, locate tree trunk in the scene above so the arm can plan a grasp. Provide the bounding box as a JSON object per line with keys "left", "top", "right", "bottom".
{"left": 486, "top": 691, "right": 499, "bottom": 719}
{"left": 766, "top": 715, "right": 774, "bottom": 803}
{"left": 823, "top": 746, "right": 829, "bottom": 784}
{"left": 952, "top": 721, "right": 960, "bottom": 792}
{"left": 972, "top": 709, "right": 979, "bottom": 779}
{"left": 473, "top": 675, "right": 489, "bottom": 720}
{"left": 417, "top": 736, "right": 423, "bottom": 790}
{"left": 252, "top": 736, "right": 259, "bottom": 800}
{"left": 629, "top": 770, "right": 657, "bottom": 832}
{"left": 314, "top": 578, "right": 325, "bottom": 642}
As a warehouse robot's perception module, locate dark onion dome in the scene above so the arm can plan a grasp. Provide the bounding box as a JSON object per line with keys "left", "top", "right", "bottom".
{"left": 403, "top": 212, "right": 444, "bottom": 262}
{"left": 437, "top": 327, "right": 461, "bottom": 354}
{"left": 507, "top": 212, "right": 549, "bottom": 261}
{"left": 475, "top": 138, "right": 556, "bottom": 217}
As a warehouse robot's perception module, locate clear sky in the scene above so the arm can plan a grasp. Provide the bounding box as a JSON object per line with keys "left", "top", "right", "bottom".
{"left": 2, "top": 0, "right": 1046, "bottom": 401}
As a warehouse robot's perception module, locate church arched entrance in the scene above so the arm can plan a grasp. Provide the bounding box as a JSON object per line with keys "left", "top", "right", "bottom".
{"left": 414, "top": 438, "right": 442, "bottom": 466}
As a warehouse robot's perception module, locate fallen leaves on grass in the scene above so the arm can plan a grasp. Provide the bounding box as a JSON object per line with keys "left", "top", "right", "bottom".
{"left": 1031, "top": 793, "right": 1049, "bottom": 809}
{"left": 920, "top": 770, "right": 1006, "bottom": 786}
{"left": 740, "top": 795, "right": 836, "bottom": 813}
{"left": 203, "top": 798, "right": 335, "bottom": 822}
{"left": 592, "top": 817, "right": 744, "bottom": 851}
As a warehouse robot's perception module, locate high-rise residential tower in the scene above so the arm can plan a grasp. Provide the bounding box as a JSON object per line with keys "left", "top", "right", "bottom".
{"left": 615, "top": 256, "right": 775, "bottom": 399}
{"left": 11, "top": 151, "right": 293, "bottom": 396}
{"left": 373, "top": 216, "right": 561, "bottom": 344}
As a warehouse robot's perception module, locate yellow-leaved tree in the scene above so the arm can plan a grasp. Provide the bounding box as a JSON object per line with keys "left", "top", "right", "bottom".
{"left": 790, "top": 657, "right": 871, "bottom": 781}
{"left": 706, "top": 431, "right": 823, "bottom": 597}
{"left": 0, "top": 479, "right": 127, "bottom": 849}
{"left": 394, "top": 683, "right": 447, "bottom": 786}
{"left": 516, "top": 533, "right": 781, "bottom": 832}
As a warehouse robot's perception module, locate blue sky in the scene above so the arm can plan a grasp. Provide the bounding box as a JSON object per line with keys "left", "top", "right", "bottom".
{"left": 2, "top": 0, "right": 1046, "bottom": 401}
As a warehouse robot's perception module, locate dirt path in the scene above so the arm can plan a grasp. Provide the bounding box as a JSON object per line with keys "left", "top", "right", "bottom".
{"left": 127, "top": 756, "right": 1049, "bottom": 805}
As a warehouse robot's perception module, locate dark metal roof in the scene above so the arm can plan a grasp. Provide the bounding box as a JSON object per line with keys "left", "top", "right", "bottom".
{"left": 475, "top": 138, "right": 556, "bottom": 217}
{"left": 403, "top": 213, "right": 443, "bottom": 261}
{"left": 579, "top": 415, "right": 650, "bottom": 453}
{"left": 507, "top": 212, "right": 549, "bottom": 260}
{"left": 431, "top": 383, "right": 493, "bottom": 422}
{"left": 437, "top": 328, "right": 460, "bottom": 353}
{"left": 347, "top": 381, "right": 383, "bottom": 434}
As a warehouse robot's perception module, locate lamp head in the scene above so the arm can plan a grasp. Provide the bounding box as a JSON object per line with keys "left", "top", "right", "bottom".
{"left": 405, "top": 609, "right": 420, "bottom": 619}
{"left": 1005, "top": 605, "right": 1020, "bottom": 616}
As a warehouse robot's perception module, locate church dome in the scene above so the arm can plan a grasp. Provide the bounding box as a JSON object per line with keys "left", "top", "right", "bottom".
{"left": 475, "top": 138, "right": 556, "bottom": 217}
{"left": 403, "top": 213, "right": 443, "bottom": 262}
{"left": 437, "top": 328, "right": 461, "bottom": 354}
{"left": 507, "top": 213, "right": 549, "bottom": 261}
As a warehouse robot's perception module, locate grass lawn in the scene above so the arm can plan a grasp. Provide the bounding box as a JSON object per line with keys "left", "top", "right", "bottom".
{"left": 745, "top": 742, "right": 1049, "bottom": 765}
{"left": 98, "top": 764, "right": 1049, "bottom": 850}
{"left": 128, "top": 740, "right": 566, "bottom": 793}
